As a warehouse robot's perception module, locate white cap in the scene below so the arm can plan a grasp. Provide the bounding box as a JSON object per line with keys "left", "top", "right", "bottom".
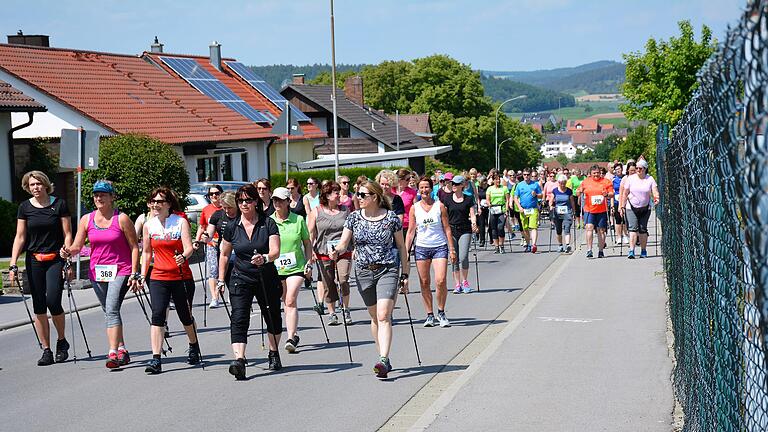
{"left": 637, "top": 159, "right": 649, "bottom": 169}
{"left": 272, "top": 187, "right": 290, "bottom": 200}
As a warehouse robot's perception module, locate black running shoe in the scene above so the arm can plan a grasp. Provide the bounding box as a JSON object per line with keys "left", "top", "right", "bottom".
{"left": 145, "top": 358, "right": 162, "bottom": 374}
{"left": 284, "top": 335, "right": 300, "bottom": 353}
{"left": 268, "top": 350, "right": 282, "bottom": 371}
{"left": 228, "top": 358, "right": 246, "bottom": 380}
{"left": 55, "top": 338, "right": 69, "bottom": 363}
{"left": 37, "top": 348, "right": 54, "bottom": 366}
{"left": 187, "top": 344, "right": 201, "bottom": 365}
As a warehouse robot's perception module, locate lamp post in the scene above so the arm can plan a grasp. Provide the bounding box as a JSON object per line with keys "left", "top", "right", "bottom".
{"left": 495, "top": 95, "right": 527, "bottom": 171}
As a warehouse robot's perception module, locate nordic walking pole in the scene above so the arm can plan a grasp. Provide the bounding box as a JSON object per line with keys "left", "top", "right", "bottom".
{"left": 254, "top": 249, "right": 277, "bottom": 353}
{"left": 217, "top": 283, "right": 231, "bottom": 321}
{"left": 331, "top": 258, "right": 353, "bottom": 363}
{"left": 399, "top": 268, "right": 421, "bottom": 366}
{"left": 303, "top": 267, "right": 330, "bottom": 343}
{"left": 194, "top": 242, "right": 207, "bottom": 327}
{"left": 12, "top": 272, "right": 42, "bottom": 349}
{"left": 63, "top": 260, "right": 92, "bottom": 359}
{"left": 655, "top": 205, "right": 659, "bottom": 257}
{"left": 174, "top": 251, "right": 204, "bottom": 369}
{"left": 548, "top": 209, "right": 554, "bottom": 253}
{"left": 135, "top": 282, "right": 171, "bottom": 356}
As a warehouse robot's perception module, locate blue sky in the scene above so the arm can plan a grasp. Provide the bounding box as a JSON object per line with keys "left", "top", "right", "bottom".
{"left": 3, "top": 0, "right": 744, "bottom": 71}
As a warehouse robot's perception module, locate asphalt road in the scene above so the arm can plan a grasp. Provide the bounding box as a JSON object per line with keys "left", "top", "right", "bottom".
{"left": 0, "top": 234, "right": 560, "bottom": 432}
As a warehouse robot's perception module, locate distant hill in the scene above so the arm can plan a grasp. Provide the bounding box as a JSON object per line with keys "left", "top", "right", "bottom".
{"left": 483, "top": 61, "right": 626, "bottom": 95}
{"left": 249, "top": 64, "right": 365, "bottom": 89}
{"left": 481, "top": 75, "right": 575, "bottom": 112}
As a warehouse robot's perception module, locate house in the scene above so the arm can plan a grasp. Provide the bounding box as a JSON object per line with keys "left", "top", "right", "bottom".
{"left": 386, "top": 112, "right": 437, "bottom": 143}
{"left": 281, "top": 75, "right": 450, "bottom": 173}
{"left": 0, "top": 35, "right": 323, "bottom": 189}
{"left": 0, "top": 79, "right": 45, "bottom": 201}
{"left": 566, "top": 119, "right": 599, "bottom": 133}
{"left": 521, "top": 112, "right": 558, "bottom": 129}
{"left": 540, "top": 133, "right": 575, "bottom": 159}
{"left": 541, "top": 160, "right": 611, "bottom": 174}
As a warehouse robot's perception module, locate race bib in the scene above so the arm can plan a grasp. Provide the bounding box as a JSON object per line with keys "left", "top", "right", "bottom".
{"left": 276, "top": 252, "right": 297, "bottom": 270}
{"left": 480, "top": 199, "right": 488, "bottom": 208}
{"left": 523, "top": 208, "right": 536, "bottom": 215}
{"left": 591, "top": 195, "right": 604, "bottom": 205}
{"left": 326, "top": 240, "right": 340, "bottom": 255}
{"left": 614, "top": 194, "right": 620, "bottom": 202}
{"left": 556, "top": 205, "right": 568, "bottom": 215}
{"left": 421, "top": 216, "right": 438, "bottom": 227}
{"left": 490, "top": 205, "right": 503, "bottom": 215}
{"left": 95, "top": 264, "right": 118, "bottom": 282}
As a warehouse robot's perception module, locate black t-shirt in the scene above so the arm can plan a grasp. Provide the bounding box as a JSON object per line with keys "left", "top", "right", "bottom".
{"left": 209, "top": 209, "right": 239, "bottom": 245}
{"left": 289, "top": 194, "right": 307, "bottom": 219}
{"left": 17, "top": 197, "right": 70, "bottom": 253}
{"left": 443, "top": 194, "right": 475, "bottom": 234}
{"left": 391, "top": 194, "right": 405, "bottom": 216}
{"left": 261, "top": 200, "right": 275, "bottom": 217}
{"left": 223, "top": 215, "right": 279, "bottom": 282}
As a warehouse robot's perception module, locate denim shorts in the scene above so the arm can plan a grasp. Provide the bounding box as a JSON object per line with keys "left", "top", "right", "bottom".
{"left": 355, "top": 264, "right": 399, "bottom": 307}
{"left": 414, "top": 244, "right": 449, "bottom": 261}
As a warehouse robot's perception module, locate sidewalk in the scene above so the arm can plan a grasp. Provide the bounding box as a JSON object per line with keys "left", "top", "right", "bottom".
{"left": 386, "top": 220, "right": 674, "bottom": 431}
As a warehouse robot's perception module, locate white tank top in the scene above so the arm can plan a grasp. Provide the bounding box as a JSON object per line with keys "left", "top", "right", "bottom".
{"left": 414, "top": 201, "right": 446, "bottom": 247}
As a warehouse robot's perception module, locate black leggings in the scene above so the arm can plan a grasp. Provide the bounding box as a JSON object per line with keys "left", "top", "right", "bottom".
{"left": 149, "top": 279, "right": 195, "bottom": 327}
{"left": 26, "top": 255, "right": 65, "bottom": 315}
{"left": 477, "top": 209, "right": 489, "bottom": 242}
{"left": 489, "top": 213, "right": 506, "bottom": 240}
{"left": 229, "top": 271, "right": 282, "bottom": 344}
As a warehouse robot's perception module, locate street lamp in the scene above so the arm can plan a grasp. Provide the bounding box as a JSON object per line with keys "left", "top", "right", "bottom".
{"left": 495, "top": 95, "right": 527, "bottom": 171}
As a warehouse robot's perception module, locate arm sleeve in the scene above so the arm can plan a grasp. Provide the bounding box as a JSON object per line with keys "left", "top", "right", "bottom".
{"left": 392, "top": 195, "right": 405, "bottom": 215}
{"left": 222, "top": 219, "right": 236, "bottom": 243}
{"left": 300, "top": 217, "right": 309, "bottom": 240}
{"left": 266, "top": 217, "right": 279, "bottom": 237}
{"left": 57, "top": 198, "right": 71, "bottom": 217}
{"left": 16, "top": 201, "right": 27, "bottom": 220}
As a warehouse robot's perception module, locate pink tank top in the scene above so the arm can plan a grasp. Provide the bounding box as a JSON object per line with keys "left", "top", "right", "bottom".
{"left": 396, "top": 187, "right": 418, "bottom": 229}
{"left": 87, "top": 210, "right": 132, "bottom": 280}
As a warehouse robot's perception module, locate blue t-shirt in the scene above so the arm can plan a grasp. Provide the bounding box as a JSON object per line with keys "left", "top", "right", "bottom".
{"left": 514, "top": 180, "right": 542, "bottom": 209}
{"left": 612, "top": 175, "right": 623, "bottom": 204}
{"left": 552, "top": 188, "right": 573, "bottom": 213}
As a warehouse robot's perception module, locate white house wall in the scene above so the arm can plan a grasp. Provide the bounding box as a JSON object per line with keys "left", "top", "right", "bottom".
{"left": 0, "top": 112, "right": 11, "bottom": 201}
{"left": 180, "top": 140, "right": 268, "bottom": 185}
{"left": 0, "top": 70, "right": 112, "bottom": 138}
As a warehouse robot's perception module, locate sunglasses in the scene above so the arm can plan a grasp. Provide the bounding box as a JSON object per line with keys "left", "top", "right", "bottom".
{"left": 148, "top": 199, "right": 166, "bottom": 204}
{"left": 237, "top": 198, "right": 256, "bottom": 205}
{"left": 257, "top": 187, "right": 269, "bottom": 191}
{"left": 271, "top": 197, "right": 287, "bottom": 203}
{"left": 356, "top": 192, "right": 373, "bottom": 199}
{"left": 341, "top": 181, "right": 349, "bottom": 184}
{"left": 208, "top": 191, "right": 221, "bottom": 197}
{"left": 307, "top": 182, "right": 316, "bottom": 186}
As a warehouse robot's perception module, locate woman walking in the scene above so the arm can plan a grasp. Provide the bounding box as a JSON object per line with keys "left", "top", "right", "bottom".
{"left": 476, "top": 175, "right": 490, "bottom": 247}
{"left": 270, "top": 187, "right": 312, "bottom": 354}
{"left": 395, "top": 168, "right": 418, "bottom": 232}
{"left": 302, "top": 177, "right": 321, "bottom": 212}
{"left": 337, "top": 175, "right": 356, "bottom": 209}
{"left": 405, "top": 177, "right": 455, "bottom": 327}
{"left": 140, "top": 187, "right": 200, "bottom": 374}
{"left": 330, "top": 181, "right": 409, "bottom": 379}
{"left": 205, "top": 192, "right": 239, "bottom": 286}
{"left": 308, "top": 181, "right": 353, "bottom": 326}
{"left": 486, "top": 174, "right": 509, "bottom": 254}
{"left": 548, "top": 174, "right": 575, "bottom": 253}
{"left": 255, "top": 178, "right": 275, "bottom": 216}
{"left": 218, "top": 184, "right": 282, "bottom": 380}
{"left": 9, "top": 171, "right": 73, "bottom": 366}
{"left": 286, "top": 178, "right": 307, "bottom": 219}
{"left": 443, "top": 176, "right": 477, "bottom": 293}
{"left": 619, "top": 160, "right": 659, "bottom": 259}
{"left": 375, "top": 170, "right": 406, "bottom": 221}
{"left": 61, "top": 180, "right": 140, "bottom": 368}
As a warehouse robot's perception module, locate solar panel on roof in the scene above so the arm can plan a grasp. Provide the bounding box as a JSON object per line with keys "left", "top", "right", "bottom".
{"left": 225, "top": 61, "right": 311, "bottom": 122}
{"left": 159, "top": 56, "right": 271, "bottom": 124}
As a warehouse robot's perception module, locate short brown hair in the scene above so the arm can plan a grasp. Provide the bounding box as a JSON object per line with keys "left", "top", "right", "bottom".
{"left": 255, "top": 178, "right": 271, "bottom": 191}
{"left": 21, "top": 170, "right": 54, "bottom": 195}
{"left": 286, "top": 178, "right": 302, "bottom": 194}
{"left": 319, "top": 181, "right": 341, "bottom": 207}
{"left": 146, "top": 186, "right": 182, "bottom": 212}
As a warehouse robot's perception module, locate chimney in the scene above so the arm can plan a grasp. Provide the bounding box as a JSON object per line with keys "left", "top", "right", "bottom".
{"left": 7, "top": 30, "right": 50, "bottom": 47}
{"left": 209, "top": 41, "right": 222, "bottom": 71}
{"left": 344, "top": 75, "right": 364, "bottom": 106}
{"left": 292, "top": 73, "right": 305, "bottom": 85}
{"left": 150, "top": 36, "right": 164, "bottom": 53}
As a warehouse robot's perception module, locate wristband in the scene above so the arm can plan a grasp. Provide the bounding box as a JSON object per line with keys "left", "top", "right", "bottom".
{"left": 9, "top": 265, "right": 18, "bottom": 272}
{"left": 399, "top": 273, "right": 408, "bottom": 281}
{"left": 262, "top": 254, "right": 270, "bottom": 264}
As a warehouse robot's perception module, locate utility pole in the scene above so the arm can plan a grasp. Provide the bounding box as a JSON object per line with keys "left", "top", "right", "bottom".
{"left": 330, "top": 0, "right": 340, "bottom": 179}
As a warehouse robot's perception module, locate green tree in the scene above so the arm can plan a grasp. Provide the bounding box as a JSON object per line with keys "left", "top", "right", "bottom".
{"left": 309, "top": 70, "right": 360, "bottom": 89}
{"left": 593, "top": 134, "right": 622, "bottom": 160}
{"left": 360, "top": 61, "right": 414, "bottom": 113}
{"left": 611, "top": 124, "right": 657, "bottom": 167}
{"left": 555, "top": 152, "right": 569, "bottom": 167}
{"left": 621, "top": 20, "right": 716, "bottom": 126}
{"left": 81, "top": 135, "right": 190, "bottom": 218}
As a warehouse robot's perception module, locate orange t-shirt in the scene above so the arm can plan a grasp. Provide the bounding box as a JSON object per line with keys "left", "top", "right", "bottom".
{"left": 199, "top": 204, "right": 221, "bottom": 246}
{"left": 146, "top": 214, "right": 193, "bottom": 281}
{"left": 580, "top": 177, "right": 613, "bottom": 214}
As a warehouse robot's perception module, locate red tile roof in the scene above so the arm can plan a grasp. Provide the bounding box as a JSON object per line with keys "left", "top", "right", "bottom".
{"left": 386, "top": 113, "right": 431, "bottom": 134}
{"left": 0, "top": 44, "right": 277, "bottom": 144}
{"left": 145, "top": 53, "right": 325, "bottom": 140}
{"left": 566, "top": 119, "right": 599, "bottom": 133}
{"left": 0, "top": 79, "right": 45, "bottom": 112}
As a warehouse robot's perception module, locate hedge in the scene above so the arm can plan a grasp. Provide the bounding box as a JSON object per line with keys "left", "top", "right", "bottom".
{"left": 0, "top": 199, "right": 18, "bottom": 256}
{"left": 270, "top": 166, "right": 409, "bottom": 189}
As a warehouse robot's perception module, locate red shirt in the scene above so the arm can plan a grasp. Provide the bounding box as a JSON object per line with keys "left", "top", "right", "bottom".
{"left": 199, "top": 203, "right": 221, "bottom": 246}
{"left": 146, "top": 214, "right": 193, "bottom": 280}
{"left": 580, "top": 177, "right": 613, "bottom": 214}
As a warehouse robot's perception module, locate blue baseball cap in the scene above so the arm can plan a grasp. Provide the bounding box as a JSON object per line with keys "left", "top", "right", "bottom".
{"left": 92, "top": 181, "right": 115, "bottom": 194}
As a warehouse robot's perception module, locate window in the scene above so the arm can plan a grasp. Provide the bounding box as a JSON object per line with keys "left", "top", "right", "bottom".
{"left": 223, "top": 155, "right": 233, "bottom": 181}
{"left": 240, "top": 153, "right": 248, "bottom": 181}
{"left": 328, "top": 117, "right": 350, "bottom": 138}
{"left": 196, "top": 157, "right": 220, "bottom": 182}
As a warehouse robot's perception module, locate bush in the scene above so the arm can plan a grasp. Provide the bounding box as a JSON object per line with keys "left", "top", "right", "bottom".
{"left": 425, "top": 157, "right": 460, "bottom": 176}
{"left": 82, "top": 135, "right": 190, "bottom": 219}
{"left": 270, "top": 166, "right": 409, "bottom": 189}
{"left": 0, "top": 199, "right": 19, "bottom": 256}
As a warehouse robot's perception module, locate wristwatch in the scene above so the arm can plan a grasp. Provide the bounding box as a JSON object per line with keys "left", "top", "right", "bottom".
{"left": 262, "top": 254, "right": 270, "bottom": 264}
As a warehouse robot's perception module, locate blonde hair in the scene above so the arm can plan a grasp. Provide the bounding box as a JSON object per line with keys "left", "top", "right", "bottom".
{"left": 220, "top": 191, "right": 236, "bottom": 208}
{"left": 21, "top": 170, "right": 54, "bottom": 195}
{"left": 360, "top": 181, "right": 392, "bottom": 211}
{"left": 375, "top": 169, "right": 396, "bottom": 186}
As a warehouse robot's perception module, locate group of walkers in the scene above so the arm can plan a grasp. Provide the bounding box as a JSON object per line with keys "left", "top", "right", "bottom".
{"left": 7, "top": 160, "right": 657, "bottom": 379}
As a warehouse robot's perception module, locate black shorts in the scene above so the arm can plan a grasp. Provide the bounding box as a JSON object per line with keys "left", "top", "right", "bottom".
{"left": 279, "top": 271, "right": 305, "bottom": 281}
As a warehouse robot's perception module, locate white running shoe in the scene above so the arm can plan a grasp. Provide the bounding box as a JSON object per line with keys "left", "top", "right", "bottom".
{"left": 208, "top": 299, "right": 220, "bottom": 309}
{"left": 437, "top": 311, "right": 451, "bottom": 328}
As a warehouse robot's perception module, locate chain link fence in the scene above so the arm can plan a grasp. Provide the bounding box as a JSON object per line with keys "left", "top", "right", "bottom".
{"left": 657, "top": 2, "right": 768, "bottom": 430}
